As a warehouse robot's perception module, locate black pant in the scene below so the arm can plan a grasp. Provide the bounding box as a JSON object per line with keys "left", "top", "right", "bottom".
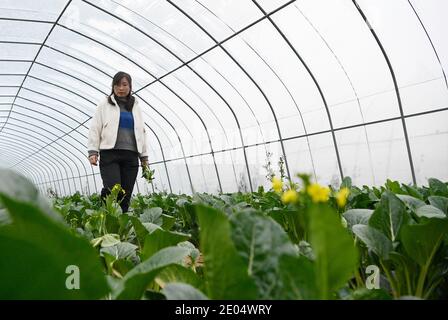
{"left": 99, "top": 149, "right": 139, "bottom": 213}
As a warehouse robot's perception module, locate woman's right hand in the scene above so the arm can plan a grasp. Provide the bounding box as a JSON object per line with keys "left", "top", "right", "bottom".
{"left": 89, "top": 155, "right": 98, "bottom": 166}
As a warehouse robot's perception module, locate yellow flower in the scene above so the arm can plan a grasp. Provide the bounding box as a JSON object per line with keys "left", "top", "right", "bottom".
{"left": 336, "top": 187, "right": 350, "bottom": 208}
{"left": 111, "top": 184, "right": 125, "bottom": 194}
{"left": 271, "top": 177, "right": 283, "bottom": 193}
{"left": 282, "top": 189, "right": 299, "bottom": 204}
{"left": 307, "top": 183, "right": 330, "bottom": 203}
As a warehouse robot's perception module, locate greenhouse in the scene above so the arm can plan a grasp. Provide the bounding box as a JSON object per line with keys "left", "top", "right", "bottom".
{"left": 0, "top": 0, "right": 447, "bottom": 302}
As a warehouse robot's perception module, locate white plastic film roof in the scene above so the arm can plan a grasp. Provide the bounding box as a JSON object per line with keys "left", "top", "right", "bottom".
{"left": 0, "top": 0, "right": 447, "bottom": 195}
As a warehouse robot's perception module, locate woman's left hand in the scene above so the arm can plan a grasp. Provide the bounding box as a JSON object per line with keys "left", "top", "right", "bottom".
{"left": 141, "top": 159, "right": 148, "bottom": 168}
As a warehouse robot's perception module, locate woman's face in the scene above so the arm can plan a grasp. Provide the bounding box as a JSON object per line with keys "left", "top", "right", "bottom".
{"left": 113, "top": 77, "right": 130, "bottom": 97}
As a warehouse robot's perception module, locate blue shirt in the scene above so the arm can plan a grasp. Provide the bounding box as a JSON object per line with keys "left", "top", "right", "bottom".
{"left": 119, "top": 111, "right": 134, "bottom": 129}
{"left": 114, "top": 102, "right": 137, "bottom": 152}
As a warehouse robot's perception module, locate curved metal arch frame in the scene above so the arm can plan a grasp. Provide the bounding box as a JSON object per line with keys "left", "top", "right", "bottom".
{"left": 106, "top": 0, "right": 252, "bottom": 191}
{"left": 34, "top": 62, "right": 172, "bottom": 191}
{"left": 3, "top": 116, "right": 91, "bottom": 187}
{"left": 15, "top": 52, "right": 180, "bottom": 193}
{"left": 6, "top": 138, "right": 78, "bottom": 195}
{"left": 138, "top": 90, "right": 210, "bottom": 191}
{"left": 0, "top": 139, "right": 50, "bottom": 186}
{"left": 1, "top": 0, "right": 298, "bottom": 193}
{"left": 292, "top": 3, "right": 375, "bottom": 184}
{"left": 0, "top": 0, "right": 444, "bottom": 191}
{"left": 352, "top": 0, "right": 417, "bottom": 185}
{"left": 55, "top": 23, "right": 221, "bottom": 193}
{"left": 0, "top": 149, "right": 44, "bottom": 189}
{"left": 80, "top": 0, "right": 257, "bottom": 192}
{"left": 0, "top": 139, "right": 68, "bottom": 195}
{"left": 20, "top": 86, "right": 91, "bottom": 119}
{"left": 0, "top": 48, "right": 95, "bottom": 192}
{"left": 0, "top": 0, "right": 73, "bottom": 134}
{"left": 407, "top": 0, "right": 448, "bottom": 91}
{"left": 145, "top": 104, "right": 448, "bottom": 169}
{"left": 167, "top": 0, "right": 293, "bottom": 186}
{"left": 5, "top": 96, "right": 96, "bottom": 185}
{"left": 40, "top": 29, "right": 197, "bottom": 194}
{"left": 30, "top": 59, "right": 172, "bottom": 161}
{"left": 36, "top": 49, "right": 191, "bottom": 193}
{"left": 7, "top": 105, "right": 91, "bottom": 172}
{"left": 193, "top": 0, "right": 319, "bottom": 181}
{"left": 2, "top": 119, "right": 89, "bottom": 192}
{"left": 26, "top": 75, "right": 98, "bottom": 106}
{"left": 14, "top": 95, "right": 89, "bottom": 134}
{"left": 251, "top": 0, "right": 344, "bottom": 182}
{"left": 0, "top": 139, "right": 63, "bottom": 193}
{"left": 3, "top": 68, "right": 176, "bottom": 194}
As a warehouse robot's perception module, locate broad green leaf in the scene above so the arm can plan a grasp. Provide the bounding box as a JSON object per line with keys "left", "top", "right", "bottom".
{"left": 175, "top": 198, "right": 190, "bottom": 207}
{"left": 350, "top": 191, "right": 376, "bottom": 209}
{"left": 396, "top": 195, "right": 426, "bottom": 212}
{"left": 389, "top": 251, "right": 418, "bottom": 295}
{"left": 0, "top": 194, "right": 109, "bottom": 299}
{"left": 428, "top": 178, "right": 448, "bottom": 197}
{"left": 155, "top": 264, "right": 204, "bottom": 291}
{"left": 268, "top": 209, "right": 305, "bottom": 244}
{"left": 100, "top": 242, "right": 138, "bottom": 260}
{"left": 141, "top": 229, "right": 190, "bottom": 261}
{"left": 0, "top": 169, "right": 61, "bottom": 221}
{"left": 297, "top": 240, "right": 315, "bottom": 260}
{"left": 278, "top": 254, "right": 317, "bottom": 299}
{"left": 428, "top": 196, "right": 448, "bottom": 216}
{"left": 369, "top": 191, "right": 406, "bottom": 241}
{"left": 130, "top": 218, "right": 161, "bottom": 246}
{"left": 130, "top": 216, "right": 148, "bottom": 246}
{"left": 0, "top": 208, "right": 11, "bottom": 226}
{"left": 142, "top": 222, "right": 162, "bottom": 233}
{"left": 177, "top": 241, "right": 200, "bottom": 262}
{"left": 386, "top": 179, "right": 405, "bottom": 194}
{"left": 161, "top": 214, "right": 176, "bottom": 230}
{"left": 106, "top": 275, "right": 121, "bottom": 293}
{"left": 309, "top": 205, "right": 358, "bottom": 299}
{"left": 118, "top": 213, "right": 130, "bottom": 229}
{"left": 229, "top": 210, "right": 296, "bottom": 299}
{"left": 343, "top": 209, "right": 373, "bottom": 229}
{"left": 266, "top": 209, "right": 285, "bottom": 227}
{"left": 340, "top": 176, "right": 352, "bottom": 190}
{"left": 415, "top": 205, "right": 446, "bottom": 219}
{"left": 102, "top": 251, "right": 136, "bottom": 277}
{"left": 105, "top": 214, "right": 120, "bottom": 234}
{"left": 401, "top": 219, "right": 448, "bottom": 267}
{"left": 140, "top": 207, "right": 163, "bottom": 225}
{"left": 113, "top": 246, "right": 190, "bottom": 299}
{"left": 117, "top": 214, "right": 132, "bottom": 239}
{"left": 196, "top": 205, "right": 258, "bottom": 299}
{"left": 163, "top": 283, "right": 209, "bottom": 300}
{"left": 101, "top": 234, "right": 121, "bottom": 247}
{"left": 401, "top": 184, "right": 424, "bottom": 200}
{"left": 352, "top": 225, "right": 393, "bottom": 260}
{"left": 111, "top": 259, "right": 135, "bottom": 277}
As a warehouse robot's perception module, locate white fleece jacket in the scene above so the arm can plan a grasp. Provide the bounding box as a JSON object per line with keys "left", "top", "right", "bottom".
{"left": 87, "top": 95, "right": 148, "bottom": 159}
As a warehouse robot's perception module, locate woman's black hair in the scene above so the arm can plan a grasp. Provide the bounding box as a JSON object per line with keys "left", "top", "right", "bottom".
{"left": 108, "top": 71, "right": 135, "bottom": 111}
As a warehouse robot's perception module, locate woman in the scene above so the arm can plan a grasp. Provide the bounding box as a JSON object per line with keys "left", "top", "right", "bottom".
{"left": 87, "top": 71, "right": 148, "bottom": 212}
